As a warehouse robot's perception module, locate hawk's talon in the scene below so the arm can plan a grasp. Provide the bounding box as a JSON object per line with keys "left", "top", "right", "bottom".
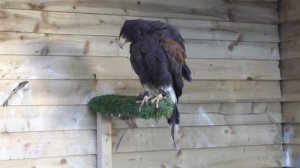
{"left": 136, "top": 91, "right": 150, "bottom": 112}
{"left": 151, "top": 94, "right": 164, "bottom": 108}
{"left": 136, "top": 95, "right": 149, "bottom": 111}
{"left": 151, "top": 89, "right": 169, "bottom": 108}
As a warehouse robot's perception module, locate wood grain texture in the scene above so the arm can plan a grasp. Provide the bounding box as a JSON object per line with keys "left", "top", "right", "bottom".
{"left": 0, "top": 9, "right": 278, "bottom": 42}
{"left": 112, "top": 124, "right": 282, "bottom": 152}
{"left": 282, "top": 80, "right": 300, "bottom": 102}
{"left": 280, "top": 21, "right": 300, "bottom": 41}
{"left": 283, "top": 102, "right": 300, "bottom": 124}
{"left": 185, "top": 39, "right": 279, "bottom": 60}
{"left": 283, "top": 145, "right": 300, "bottom": 167}
{"left": 281, "top": 3, "right": 300, "bottom": 166}
{"left": 280, "top": 0, "right": 300, "bottom": 23}
{"left": 280, "top": 39, "right": 300, "bottom": 60}
{"left": 0, "top": 130, "right": 96, "bottom": 160}
{"left": 0, "top": 103, "right": 281, "bottom": 132}
{"left": 0, "top": 0, "right": 278, "bottom": 23}
{"left": 283, "top": 124, "right": 300, "bottom": 145}
{"left": 0, "top": 56, "right": 137, "bottom": 80}
{"left": 280, "top": 0, "right": 300, "bottom": 41}
{"left": 0, "top": 0, "right": 283, "bottom": 167}
{"left": 0, "top": 56, "right": 280, "bottom": 80}
{"left": 167, "top": 18, "right": 279, "bottom": 42}
{"left": 177, "top": 102, "right": 281, "bottom": 115}
{"left": 0, "top": 106, "right": 96, "bottom": 132}
{"left": 281, "top": 58, "right": 300, "bottom": 80}
{"left": 0, "top": 155, "right": 96, "bottom": 168}
{"left": 0, "top": 32, "right": 121, "bottom": 57}
{"left": 112, "top": 145, "right": 283, "bottom": 168}
{"left": 0, "top": 32, "right": 280, "bottom": 60}
{"left": 0, "top": 9, "right": 148, "bottom": 36}
{"left": 97, "top": 114, "right": 112, "bottom": 168}
{"left": 113, "top": 102, "right": 282, "bottom": 128}
{"left": 113, "top": 112, "right": 281, "bottom": 128}
{"left": 0, "top": 80, "right": 281, "bottom": 105}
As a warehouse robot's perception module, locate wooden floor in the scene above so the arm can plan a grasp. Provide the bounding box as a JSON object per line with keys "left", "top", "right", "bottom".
{"left": 0, "top": 0, "right": 285, "bottom": 167}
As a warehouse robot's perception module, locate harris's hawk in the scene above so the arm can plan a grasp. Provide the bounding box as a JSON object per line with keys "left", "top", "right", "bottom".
{"left": 118, "top": 20, "right": 192, "bottom": 140}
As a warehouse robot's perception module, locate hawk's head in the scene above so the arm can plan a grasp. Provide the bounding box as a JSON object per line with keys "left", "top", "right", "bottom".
{"left": 118, "top": 19, "right": 152, "bottom": 48}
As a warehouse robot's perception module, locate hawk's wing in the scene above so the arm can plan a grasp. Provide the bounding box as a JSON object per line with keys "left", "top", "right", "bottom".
{"left": 150, "top": 21, "right": 185, "bottom": 50}
{"left": 159, "top": 35, "right": 191, "bottom": 98}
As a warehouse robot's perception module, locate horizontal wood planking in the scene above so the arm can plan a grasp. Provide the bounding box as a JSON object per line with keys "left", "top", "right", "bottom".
{"left": 0, "top": 32, "right": 121, "bottom": 57}
{"left": 280, "top": 39, "right": 300, "bottom": 60}
{"left": 0, "top": 130, "right": 96, "bottom": 160}
{"left": 0, "top": 155, "right": 96, "bottom": 168}
{"left": 0, "top": 80, "right": 281, "bottom": 105}
{"left": 0, "top": 56, "right": 137, "bottom": 80}
{"left": 112, "top": 124, "right": 282, "bottom": 152}
{"left": 0, "top": 1, "right": 282, "bottom": 167}
{"left": 167, "top": 18, "right": 279, "bottom": 42}
{"left": 280, "top": 0, "right": 300, "bottom": 23}
{"left": 282, "top": 80, "right": 300, "bottom": 102}
{"left": 283, "top": 145, "right": 300, "bottom": 167}
{"left": 0, "top": 56, "right": 280, "bottom": 80}
{"left": 0, "top": 32, "right": 280, "bottom": 60}
{"left": 113, "top": 102, "right": 282, "bottom": 128}
{"left": 283, "top": 124, "right": 300, "bottom": 145}
{"left": 281, "top": 3, "right": 300, "bottom": 168}
{"left": 0, "top": 9, "right": 155, "bottom": 36}
{"left": 0, "top": 103, "right": 281, "bottom": 132}
{"left": 177, "top": 102, "right": 281, "bottom": 115}
{"left": 285, "top": 125, "right": 300, "bottom": 168}
{"left": 113, "top": 112, "right": 282, "bottom": 129}
{"left": 0, "top": 106, "right": 96, "bottom": 132}
{"left": 281, "top": 58, "right": 300, "bottom": 80}
{"left": 283, "top": 102, "right": 300, "bottom": 123}
{"left": 280, "top": 21, "right": 300, "bottom": 41}
{"left": 0, "top": 0, "right": 278, "bottom": 24}
{"left": 0, "top": 9, "right": 279, "bottom": 42}
{"left": 184, "top": 39, "right": 279, "bottom": 60}
{"left": 112, "top": 145, "right": 283, "bottom": 168}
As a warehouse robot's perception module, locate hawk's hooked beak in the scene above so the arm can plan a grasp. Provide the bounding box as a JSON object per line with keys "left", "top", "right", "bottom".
{"left": 118, "top": 36, "right": 127, "bottom": 49}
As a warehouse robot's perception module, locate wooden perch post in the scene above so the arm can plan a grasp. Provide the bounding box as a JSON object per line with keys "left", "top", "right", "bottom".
{"left": 97, "top": 113, "right": 112, "bottom": 168}
{"left": 90, "top": 94, "right": 174, "bottom": 167}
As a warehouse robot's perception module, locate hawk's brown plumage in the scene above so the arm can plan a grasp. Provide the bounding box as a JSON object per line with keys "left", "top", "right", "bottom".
{"left": 119, "top": 19, "right": 191, "bottom": 125}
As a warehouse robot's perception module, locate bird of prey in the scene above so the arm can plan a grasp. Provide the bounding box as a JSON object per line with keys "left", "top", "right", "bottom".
{"left": 118, "top": 19, "right": 192, "bottom": 133}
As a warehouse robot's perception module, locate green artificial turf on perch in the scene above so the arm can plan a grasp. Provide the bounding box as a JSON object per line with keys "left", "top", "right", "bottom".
{"left": 88, "top": 95, "right": 174, "bottom": 120}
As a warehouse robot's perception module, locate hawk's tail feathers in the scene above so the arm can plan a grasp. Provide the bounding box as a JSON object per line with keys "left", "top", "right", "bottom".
{"left": 168, "top": 104, "right": 180, "bottom": 151}
{"left": 167, "top": 104, "right": 180, "bottom": 125}
{"left": 182, "top": 64, "right": 192, "bottom": 82}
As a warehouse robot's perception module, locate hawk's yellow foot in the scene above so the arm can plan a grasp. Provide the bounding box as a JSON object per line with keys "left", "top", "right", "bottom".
{"left": 151, "top": 89, "right": 169, "bottom": 108}
{"left": 136, "top": 91, "right": 150, "bottom": 112}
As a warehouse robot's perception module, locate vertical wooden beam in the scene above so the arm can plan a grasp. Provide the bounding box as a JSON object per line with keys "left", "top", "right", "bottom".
{"left": 97, "top": 113, "right": 112, "bottom": 168}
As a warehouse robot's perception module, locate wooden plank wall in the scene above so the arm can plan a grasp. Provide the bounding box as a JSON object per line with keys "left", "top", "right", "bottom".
{"left": 280, "top": 0, "right": 300, "bottom": 167}
{"left": 0, "top": 0, "right": 282, "bottom": 167}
